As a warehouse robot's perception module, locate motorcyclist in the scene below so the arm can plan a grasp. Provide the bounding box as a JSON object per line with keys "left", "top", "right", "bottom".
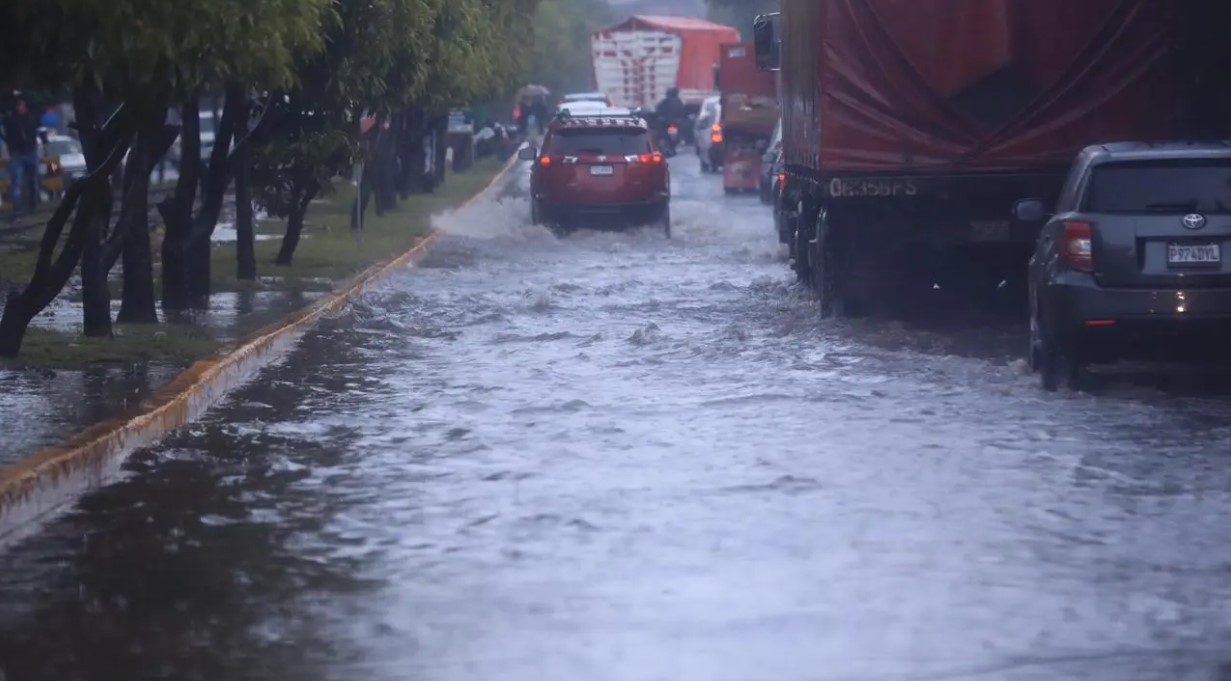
{"left": 654, "top": 87, "right": 685, "bottom": 150}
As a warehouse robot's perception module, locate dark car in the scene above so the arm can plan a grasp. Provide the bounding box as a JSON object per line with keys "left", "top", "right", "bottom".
{"left": 1017, "top": 141, "right": 1231, "bottom": 390}
{"left": 758, "top": 120, "right": 783, "bottom": 204}
{"left": 520, "top": 111, "right": 671, "bottom": 237}
{"left": 769, "top": 145, "right": 788, "bottom": 240}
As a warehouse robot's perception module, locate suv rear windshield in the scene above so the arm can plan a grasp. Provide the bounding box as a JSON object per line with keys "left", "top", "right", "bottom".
{"left": 1084, "top": 159, "right": 1231, "bottom": 213}
{"left": 548, "top": 128, "right": 651, "bottom": 156}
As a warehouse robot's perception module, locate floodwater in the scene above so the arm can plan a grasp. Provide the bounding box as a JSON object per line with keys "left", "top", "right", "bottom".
{"left": 3, "top": 155, "right": 1231, "bottom": 681}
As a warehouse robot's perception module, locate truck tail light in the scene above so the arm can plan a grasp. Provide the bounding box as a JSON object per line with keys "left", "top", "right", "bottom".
{"left": 1061, "top": 220, "right": 1093, "bottom": 272}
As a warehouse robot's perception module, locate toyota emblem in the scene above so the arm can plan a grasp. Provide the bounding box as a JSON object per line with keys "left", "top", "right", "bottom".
{"left": 1182, "top": 213, "right": 1207, "bottom": 230}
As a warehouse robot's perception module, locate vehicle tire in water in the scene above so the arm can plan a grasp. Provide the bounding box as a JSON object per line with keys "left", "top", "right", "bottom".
{"left": 791, "top": 211, "right": 813, "bottom": 286}
{"left": 1035, "top": 312, "right": 1086, "bottom": 392}
{"left": 810, "top": 211, "right": 840, "bottom": 318}
{"left": 659, "top": 204, "right": 672, "bottom": 239}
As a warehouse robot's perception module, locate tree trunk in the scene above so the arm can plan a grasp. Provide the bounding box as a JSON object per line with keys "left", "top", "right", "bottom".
{"left": 185, "top": 85, "right": 246, "bottom": 307}
{"left": 0, "top": 91, "right": 131, "bottom": 357}
{"left": 276, "top": 181, "right": 318, "bottom": 266}
{"left": 160, "top": 102, "right": 201, "bottom": 312}
{"left": 374, "top": 124, "right": 399, "bottom": 213}
{"left": 235, "top": 147, "right": 257, "bottom": 280}
{"left": 78, "top": 93, "right": 120, "bottom": 338}
{"left": 80, "top": 178, "right": 115, "bottom": 338}
{"left": 115, "top": 115, "right": 172, "bottom": 324}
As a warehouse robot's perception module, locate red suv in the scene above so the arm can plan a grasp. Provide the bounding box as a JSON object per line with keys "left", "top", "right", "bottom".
{"left": 519, "top": 112, "right": 671, "bottom": 236}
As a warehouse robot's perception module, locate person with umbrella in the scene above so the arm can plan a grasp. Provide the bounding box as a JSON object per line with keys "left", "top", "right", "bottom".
{"left": 514, "top": 85, "right": 551, "bottom": 137}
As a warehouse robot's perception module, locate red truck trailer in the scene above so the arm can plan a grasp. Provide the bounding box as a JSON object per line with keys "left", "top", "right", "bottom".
{"left": 716, "top": 42, "right": 780, "bottom": 194}
{"left": 755, "top": 0, "right": 1231, "bottom": 317}
{"left": 591, "top": 15, "right": 740, "bottom": 118}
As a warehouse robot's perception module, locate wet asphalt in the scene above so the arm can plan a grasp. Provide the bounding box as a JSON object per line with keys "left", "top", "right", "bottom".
{"left": 2, "top": 154, "right": 1231, "bottom": 681}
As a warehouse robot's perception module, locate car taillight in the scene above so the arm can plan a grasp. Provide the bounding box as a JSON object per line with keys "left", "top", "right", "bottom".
{"left": 539, "top": 155, "right": 552, "bottom": 167}
{"left": 777, "top": 172, "right": 785, "bottom": 185}
{"left": 711, "top": 123, "right": 721, "bottom": 132}
{"left": 638, "top": 153, "right": 664, "bottom": 164}
{"left": 1062, "top": 220, "right": 1093, "bottom": 272}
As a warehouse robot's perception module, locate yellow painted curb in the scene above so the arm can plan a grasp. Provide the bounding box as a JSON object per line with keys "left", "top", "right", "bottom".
{"left": 0, "top": 152, "right": 523, "bottom": 545}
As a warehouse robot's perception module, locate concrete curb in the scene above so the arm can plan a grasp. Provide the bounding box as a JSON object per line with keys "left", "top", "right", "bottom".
{"left": 0, "top": 152, "right": 522, "bottom": 546}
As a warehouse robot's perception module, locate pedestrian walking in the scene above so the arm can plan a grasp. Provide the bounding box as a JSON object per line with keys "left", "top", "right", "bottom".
{"left": 1, "top": 94, "right": 48, "bottom": 212}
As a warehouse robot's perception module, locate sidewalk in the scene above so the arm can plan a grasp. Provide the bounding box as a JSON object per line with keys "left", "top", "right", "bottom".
{"left": 0, "top": 158, "right": 508, "bottom": 466}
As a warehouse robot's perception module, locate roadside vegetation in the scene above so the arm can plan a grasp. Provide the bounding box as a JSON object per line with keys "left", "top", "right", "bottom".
{"left": 0, "top": 0, "right": 549, "bottom": 360}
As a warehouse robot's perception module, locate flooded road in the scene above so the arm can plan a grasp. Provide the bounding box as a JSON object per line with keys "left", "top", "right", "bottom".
{"left": 4, "top": 156, "right": 1231, "bottom": 681}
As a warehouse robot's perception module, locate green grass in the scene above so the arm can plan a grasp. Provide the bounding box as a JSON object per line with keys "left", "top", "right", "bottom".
{"left": 212, "top": 158, "right": 505, "bottom": 292}
{"left": 2, "top": 158, "right": 506, "bottom": 368}
{"left": 12, "top": 325, "right": 222, "bottom": 369}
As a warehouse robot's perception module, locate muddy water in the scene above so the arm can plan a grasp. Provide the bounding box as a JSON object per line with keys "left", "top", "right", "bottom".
{"left": 2, "top": 157, "right": 1231, "bottom": 680}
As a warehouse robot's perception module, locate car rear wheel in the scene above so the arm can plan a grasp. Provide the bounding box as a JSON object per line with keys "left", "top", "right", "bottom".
{"left": 658, "top": 204, "right": 672, "bottom": 239}
{"left": 1035, "top": 311, "right": 1087, "bottom": 392}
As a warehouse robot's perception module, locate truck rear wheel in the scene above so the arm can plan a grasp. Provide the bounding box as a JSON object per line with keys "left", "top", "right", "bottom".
{"left": 810, "top": 210, "right": 852, "bottom": 317}
{"left": 790, "top": 202, "right": 814, "bottom": 285}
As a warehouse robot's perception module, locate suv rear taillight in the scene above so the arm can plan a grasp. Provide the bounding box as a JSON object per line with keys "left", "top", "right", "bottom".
{"left": 1062, "top": 220, "right": 1093, "bottom": 272}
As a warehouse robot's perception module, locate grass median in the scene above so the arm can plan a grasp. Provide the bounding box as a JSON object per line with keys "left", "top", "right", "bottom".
{"left": 2, "top": 157, "right": 507, "bottom": 369}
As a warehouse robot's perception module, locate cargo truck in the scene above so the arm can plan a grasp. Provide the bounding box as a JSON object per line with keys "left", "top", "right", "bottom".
{"left": 755, "top": 0, "right": 1231, "bottom": 318}
{"left": 591, "top": 15, "right": 740, "bottom": 144}
{"left": 715, "top": 42, "right": 779, "bottom": 194}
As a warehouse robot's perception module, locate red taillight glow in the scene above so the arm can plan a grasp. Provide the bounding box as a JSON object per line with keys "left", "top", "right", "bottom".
{"left": 777, "top": 173, "right": 785, "bottom": 185}
{"left": 711, "top": 123, "right": 721, "bottom": 132}
{"left": 1085, "top": 319, "right": 1116, "bottom": 327}
{"left": 651, "top": 153, "right": 663, "bottom": 164}
{"left": 1062, "top": 220, "right": 1093, "bottom": 272}
{"left": 711, "top": 133, "right": 723, "bottom": 143}
{"left": 539, "top": 155, "right": 552, "bottom": 167}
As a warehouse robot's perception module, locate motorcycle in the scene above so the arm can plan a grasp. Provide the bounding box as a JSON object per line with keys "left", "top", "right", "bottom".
{"left": 659, "top": 123, "right": 680, "bottom": 157}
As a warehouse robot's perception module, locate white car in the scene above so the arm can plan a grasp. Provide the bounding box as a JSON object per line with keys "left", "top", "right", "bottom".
{"left": 556, "top": 101, "right": 632, "bottom": 118}
{"left": 561, "top": 92, "right": 611, "bottom": 107}
{"left": 42, "top": 134, "right": 87, "bottom": 181}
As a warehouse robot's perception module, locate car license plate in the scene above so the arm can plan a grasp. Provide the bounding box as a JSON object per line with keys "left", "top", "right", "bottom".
{"left": 1167, "top": 243, "right": 1221, "bottom": 265}
{"left": 970, "top": 220, "right": 1011, "bottom": 242}
{"left": 589, "top": 165, "right": 614, "bottom": 176}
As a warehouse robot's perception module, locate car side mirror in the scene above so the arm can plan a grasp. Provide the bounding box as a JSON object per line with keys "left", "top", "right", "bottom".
{"left": 517, "top": 146, "right": 537, "bottom": 162}
{"left": 1013, "top": 198, "right": 1048, "bottom": 223}
{"left": 754, "top": 13, "right": 781, "bottom": 71}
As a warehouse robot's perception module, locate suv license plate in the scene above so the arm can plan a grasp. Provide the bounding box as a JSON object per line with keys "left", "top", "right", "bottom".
{"left": 970, "top": 220, "right": 1011, "bottom": 242}
{"left": 589, "top": 165, "right": 614, "bottom": 176}
{"left": 1168, "top": 243, "right": 1221, "bottom": 265}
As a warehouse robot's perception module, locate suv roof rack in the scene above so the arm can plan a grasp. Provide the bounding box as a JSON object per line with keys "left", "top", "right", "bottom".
{"left": 551, "top": 109, "right": 647, "bottom": 129}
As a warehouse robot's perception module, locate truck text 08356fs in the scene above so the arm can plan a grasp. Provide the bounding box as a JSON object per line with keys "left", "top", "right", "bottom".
{"left": 755, "top": 0, "right": 1231, "bottom": 318}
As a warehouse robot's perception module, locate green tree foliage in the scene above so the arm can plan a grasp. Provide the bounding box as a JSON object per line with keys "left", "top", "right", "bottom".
{"left": 2, "top": 0, "right": 594, "bottom": 357}
{"left": 532, "top": 0, "right": 613, "bottom": 96}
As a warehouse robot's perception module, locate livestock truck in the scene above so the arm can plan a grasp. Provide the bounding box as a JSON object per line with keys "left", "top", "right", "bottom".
{"left": 591, "top": 15, "right": 740, "bottom": 144}
{"left": 715, "top": 42, "right": 780, "bottom": 194}
{"left": 755, "top": 0, "right": 1231, "bottom": 318}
